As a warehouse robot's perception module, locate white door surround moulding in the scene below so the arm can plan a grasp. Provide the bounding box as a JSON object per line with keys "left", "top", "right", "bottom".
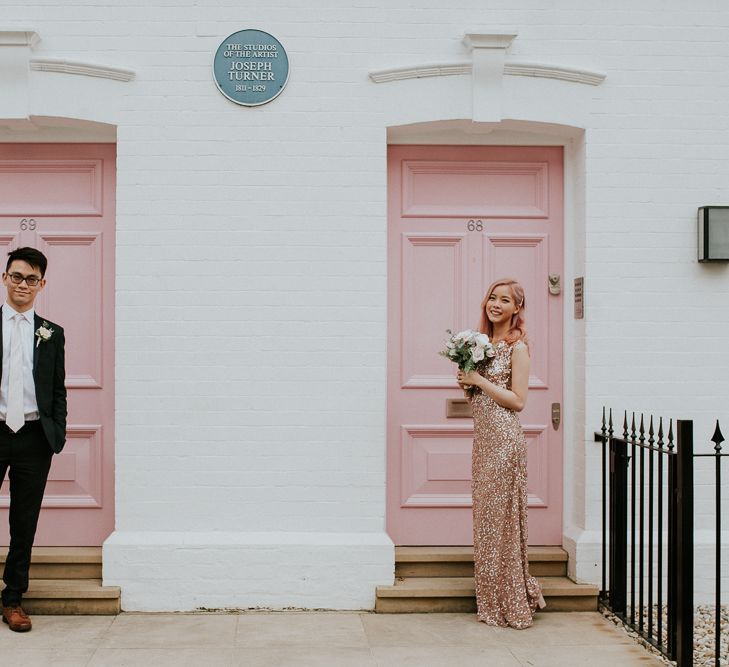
{"left": 369, "top": 31, "right": 605, "bottom": 126}
{"left": 0, "top": 28, "right": 135, "bottom": 129}
{"left": 384, "top": 119, "right": 586, "bottom": 579}
{"left": 30, "top": 58, "right": 135, "bottom": 82}
{"left": 369, "top": 61, "right": 606, "bottom": 87}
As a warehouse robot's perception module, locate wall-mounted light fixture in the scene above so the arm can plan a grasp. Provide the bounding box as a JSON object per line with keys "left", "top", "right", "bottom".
{"left": 698, "top": 207, "right": 729, "bottom": 262}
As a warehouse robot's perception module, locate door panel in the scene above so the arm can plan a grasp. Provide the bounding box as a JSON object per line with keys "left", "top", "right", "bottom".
{"left": 400, "top": 425, "right": 473, "bottom": 508}
{"left": 387, "top": 145, "right": 563, "bottom": 545}
{"left": 0, "top": 143, "right": 115, "bottom": 546}
{"left": 38, "top": 233, "right": 104, "bottom": 389}
{"left": 401, "top": 159, "right": 550, "bottom": 218}
{"left": 0, "top": 158, "right": 103, "bottom": 216}
{"left": 401, "top": 234, "right": 468, "bottom": 388}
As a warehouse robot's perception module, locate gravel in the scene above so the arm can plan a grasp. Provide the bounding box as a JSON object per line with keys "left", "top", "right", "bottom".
{"left": 600, "top": 604, "right": 728, "bottom": 666}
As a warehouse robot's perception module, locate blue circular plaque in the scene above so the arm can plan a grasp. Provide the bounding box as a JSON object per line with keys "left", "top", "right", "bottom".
{"left": 213, "top": 29, "right": 289, "bottom": 107}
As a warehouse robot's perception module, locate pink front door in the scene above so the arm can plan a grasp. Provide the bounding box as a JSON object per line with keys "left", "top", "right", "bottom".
{"left": 0, "top": 143, "right": 115, "bottom": 546}
{"left": 387, "top": 145, "right": 563, "bottom": 545}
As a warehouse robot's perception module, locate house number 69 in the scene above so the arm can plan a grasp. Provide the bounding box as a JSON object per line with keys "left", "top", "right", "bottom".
{"left": 19, "top": 218, "right": 37, "bottom": 231}
{"left": 467, "top": 219, "right": 483, "bottom": 232}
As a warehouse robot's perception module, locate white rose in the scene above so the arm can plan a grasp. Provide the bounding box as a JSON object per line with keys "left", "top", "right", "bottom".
{"left": 485, "top": 346, "right": 496, "bottom": 358}
{"left": 453, "top": 330, "right": 471, "bottom": 342}
{"left": 471, "top": 346, "right": 485, "bottom": 362}
{"left": 473, "top": 333, "right": 490, "bottom": 348}
{"left": 37, "top": 326, "right": 52, "bottom": 340}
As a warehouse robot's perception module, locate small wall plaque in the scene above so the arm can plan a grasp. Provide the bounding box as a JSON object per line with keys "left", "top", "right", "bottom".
{"left": 574, "top": 277, "right": 584, "bottom": 319}
{"left": 213, "top": 29, "right": 289, "bottom": 106}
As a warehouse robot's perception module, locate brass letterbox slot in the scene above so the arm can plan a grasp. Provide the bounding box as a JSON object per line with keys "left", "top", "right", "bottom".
{"left": 446, "top": 398, "right": 473, "bottom": 418}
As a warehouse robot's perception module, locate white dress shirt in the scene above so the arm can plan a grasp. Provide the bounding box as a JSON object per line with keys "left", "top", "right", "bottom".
{"left": 0, "top": 303, "right": 40, "bottom": 421}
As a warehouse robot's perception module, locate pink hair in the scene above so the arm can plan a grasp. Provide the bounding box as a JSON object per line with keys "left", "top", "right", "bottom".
{"left": 478, "top": 278, "right": 529, "bottom": 348}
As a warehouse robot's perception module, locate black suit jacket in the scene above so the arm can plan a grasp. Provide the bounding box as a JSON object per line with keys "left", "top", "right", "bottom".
{"left": 0, "top": 307, "right": 67, "bottom": 453}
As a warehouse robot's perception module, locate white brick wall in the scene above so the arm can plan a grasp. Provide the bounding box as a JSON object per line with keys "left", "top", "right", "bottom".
{"left": 2, "top": 0, "right": 728, "bottom": 608}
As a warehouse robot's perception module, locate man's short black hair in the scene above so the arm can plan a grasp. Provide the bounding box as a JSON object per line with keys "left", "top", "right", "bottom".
{"left": 6, "top": 247, "right": 48, "bottom": 278}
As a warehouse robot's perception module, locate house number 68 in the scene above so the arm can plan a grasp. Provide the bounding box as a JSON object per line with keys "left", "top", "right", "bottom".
{"left": 467, "top": 219, "right": 483, "bottom": 232}
{"left": 19, "top": 218, "right": 37, "bottom": 231}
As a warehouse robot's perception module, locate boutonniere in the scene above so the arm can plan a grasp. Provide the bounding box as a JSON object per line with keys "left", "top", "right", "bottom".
{"left": 35, "top": 321, "right": 54, "bottom": 348}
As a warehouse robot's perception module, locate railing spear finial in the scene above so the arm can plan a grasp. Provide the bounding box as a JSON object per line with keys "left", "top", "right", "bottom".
{"left": 631, "top": 412, "right": 637, "bottom": 442}
{"left": 657, "top": 416, "right": 664, "bottom": 450}
{"left": 639, "top": 413, "right": 645, "bottom": 444}
{"left": 648, "top": 415, "right": 655, "bottom": 445}
{"left": 710, "top": 420, "right": 724, "bottom": 453}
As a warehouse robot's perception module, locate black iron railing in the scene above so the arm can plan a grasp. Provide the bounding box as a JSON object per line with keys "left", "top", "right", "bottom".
{"left": 594, "top": 409, "right": 727, "bottom": 667}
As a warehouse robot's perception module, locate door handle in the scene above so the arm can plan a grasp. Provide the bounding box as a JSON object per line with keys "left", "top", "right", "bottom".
{"left": 548, "top": 274, "right": 561, "bottom": 295}
{"left": 551, "top": 402, "right": 561, "bottom": 430}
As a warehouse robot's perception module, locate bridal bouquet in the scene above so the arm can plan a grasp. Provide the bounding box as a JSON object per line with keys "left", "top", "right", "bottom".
{"left": 439, "top": 329, "right": 496, "bottom": 373}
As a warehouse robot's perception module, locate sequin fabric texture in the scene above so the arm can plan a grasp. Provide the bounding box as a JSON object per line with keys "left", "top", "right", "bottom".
{"left": 471, "top": 340, "right": 542, "bottom": 629}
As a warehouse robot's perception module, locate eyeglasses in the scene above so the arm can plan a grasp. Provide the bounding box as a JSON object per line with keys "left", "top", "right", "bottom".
{"left": 7, "top": 272, "right": 42, "bottom": 287}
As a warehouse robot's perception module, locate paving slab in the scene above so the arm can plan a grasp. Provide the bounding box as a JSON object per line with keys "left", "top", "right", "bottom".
{"left": 98, "top": 613, "right": 237, "bottom": 649}
{"left": 489, "top": 611, "right": 636, "bottom": 648}
{"left": 87, "top": 647, "right": 235, "bottom": 667}
{"left": 0, "top": 611, "right": 663, "bottom": 666}
{"left": 0, "top": 648, "right": 96, "bottom": 666}
{"left": 236, "top": 611, "right": 369, "bottom": 648}
{"left": 371, "top": 645, "right": 523, "bottom": 666}
{"left": 361, "top": 612, "right": 505, "bottom": 648}
{"left": 510, "top": 643, "right": 661, "bottom": 667}
{"left": 233, "top": 646, "right": 377, "bottom": 666}
{"left": 0, "top": 615, "right": 114, "bottom": 648}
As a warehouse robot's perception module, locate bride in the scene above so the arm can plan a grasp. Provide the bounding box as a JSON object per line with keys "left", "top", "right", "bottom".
{"left": 457, "top": 278, "right": 545, "bottom": 629}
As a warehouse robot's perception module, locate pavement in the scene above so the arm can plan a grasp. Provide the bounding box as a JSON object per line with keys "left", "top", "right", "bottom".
{"left": 0, "top": 611, "right": 662, "bottom": 666}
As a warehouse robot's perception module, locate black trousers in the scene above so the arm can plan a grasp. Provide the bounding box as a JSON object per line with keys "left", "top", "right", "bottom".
{"left": 0, "top": 421, "right": 53, "bottom": 607}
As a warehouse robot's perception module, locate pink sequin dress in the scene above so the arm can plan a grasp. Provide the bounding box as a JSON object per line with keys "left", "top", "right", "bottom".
{"left": 471, "top": 340, "right": 542, "bottom": 629}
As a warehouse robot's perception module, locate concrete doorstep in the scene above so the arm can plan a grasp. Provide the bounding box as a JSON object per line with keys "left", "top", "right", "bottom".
{"left": 0, "top": 611, "right": 663, "bottom": 666}
{"left": 0, "top": 548, "right": 120, "bottom": 615}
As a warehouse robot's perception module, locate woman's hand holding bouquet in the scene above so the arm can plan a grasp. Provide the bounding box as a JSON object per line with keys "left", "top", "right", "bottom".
{"left": 439, "top": 329, "right": 496, "bottom": 396}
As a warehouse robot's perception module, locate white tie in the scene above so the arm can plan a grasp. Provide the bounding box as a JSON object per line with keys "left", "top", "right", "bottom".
{"left": 6, "top": 314, "right": 26, "bottom": 433}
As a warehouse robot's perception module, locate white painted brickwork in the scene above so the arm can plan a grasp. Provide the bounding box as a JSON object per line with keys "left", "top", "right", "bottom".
{"left": 2, "top": 0, "right": 728, "bottom": 608}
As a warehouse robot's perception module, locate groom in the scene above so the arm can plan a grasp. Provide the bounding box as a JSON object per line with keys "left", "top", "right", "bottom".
{"left": 0, "top": 247, "right": 66, "bottom": 632}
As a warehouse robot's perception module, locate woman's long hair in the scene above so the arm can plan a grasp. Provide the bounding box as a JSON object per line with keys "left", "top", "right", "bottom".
{"left": 478, "top": 278, "right": 529, "bottom": 348}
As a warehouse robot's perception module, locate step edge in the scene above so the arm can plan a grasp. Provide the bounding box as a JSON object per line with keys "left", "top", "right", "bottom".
{"left": 25, "top": 579, "right": 121, "bottom": 599}
{"left": 24, "top": 589, "right": 121, "bottom": 600}
{"left": 383, "top": 576, "right": 593, "bottom": 585}
{"left": 376, "top": 587, "right": 599, "bottom": 599}
{"left": 0, "top": 548, "right": 102, "bottom": 564}
{"left": 377, "top": 576, "right": 599, "bottom": 599}
{"left": 394, "top": 546, "right": 568, "bottom": 562}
